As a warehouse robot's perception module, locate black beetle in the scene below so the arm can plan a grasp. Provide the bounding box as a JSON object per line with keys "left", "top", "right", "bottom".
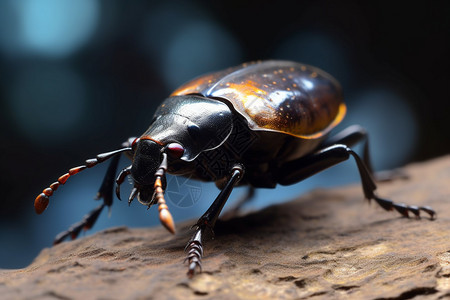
{"left": 35, "top": 60, "right": 435, "bottom": 277}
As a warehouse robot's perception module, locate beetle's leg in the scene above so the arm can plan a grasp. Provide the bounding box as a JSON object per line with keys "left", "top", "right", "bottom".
{"left": 96, "top": 137, "right": 136, "bottom": 208}
{"left": 53, "top": 203, "right": 106, "bottom": 244}
{"left": 128, "top": 185, "right": 139, "bottom": 206}
{"left": 52, "top": 153, "right": 123, "bottom": 245}
{"left": 276, "top": 144, "right": 435, "bottom": 219}
{"left": 322, "top": 125, "right": 407, "bottom": 181}
{"left": 321, "top": 125, "right": 373, "bottom": 174}
{"left": 115, "top": 165, "right": 132, "bottom": 201}
{"left": 185, "top": 164, "right": 244, "bottom": 277}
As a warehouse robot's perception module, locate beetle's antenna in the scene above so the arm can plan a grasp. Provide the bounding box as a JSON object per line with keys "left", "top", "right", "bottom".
{"left": 34, "top": 147, "right": 132, "bottom": 215}
{"left": 153, "top": 153, "right": 176, "bottom": 234}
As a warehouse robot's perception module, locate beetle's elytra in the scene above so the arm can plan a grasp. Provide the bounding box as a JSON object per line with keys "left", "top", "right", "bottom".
{"left": 35, "top": 60, "right": 435, "bottom": 277}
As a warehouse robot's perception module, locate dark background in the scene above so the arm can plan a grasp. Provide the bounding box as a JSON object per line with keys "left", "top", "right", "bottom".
{"left": 0, "top": 0, "right": 449, "bottom": 269}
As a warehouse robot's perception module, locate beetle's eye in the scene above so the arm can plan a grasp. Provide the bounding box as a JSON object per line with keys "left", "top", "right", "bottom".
{"left": 187, "top": 124, "right": 201, "bottom": 139}
{"left": 166, "top": 142, "right": 184, "bottom": 159}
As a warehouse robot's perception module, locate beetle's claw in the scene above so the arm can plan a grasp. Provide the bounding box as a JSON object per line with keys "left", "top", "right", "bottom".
{"left": 420, "top": 206, "right": 436, "bottom": 219}
{"left": 374, "top": 196, "right": 436, "bottom": 220}
{"left": 115, "top": 165, "right": 132, "bottom": 202}
{"left": 187, "top": 261, "right": 202, "bottom": 278}
{"left": 128, "top": 186, "right": 138, "bottom": 206}
{"left": 115, "top": 184, "right": 121, "bottom": 200}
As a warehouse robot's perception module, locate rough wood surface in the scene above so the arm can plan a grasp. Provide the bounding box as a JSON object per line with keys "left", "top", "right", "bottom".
{"left": 2, "top": 156, "right": 450, "bottom": 299}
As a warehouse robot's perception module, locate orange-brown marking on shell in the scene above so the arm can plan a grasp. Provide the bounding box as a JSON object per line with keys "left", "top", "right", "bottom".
{"left": 294, "top": 102, "right": 347, "bottom": 139}
{"left": 171, "top": 63, "right": 344, "bottom": 140}
{"left": 224, "top": 81, "right": 276, "bottom": 117}
{"left": 171, "top": 74, "right": 216, "bottom": 96}
{"left": 209, "top": 77, "right": 344, "bottom": 137}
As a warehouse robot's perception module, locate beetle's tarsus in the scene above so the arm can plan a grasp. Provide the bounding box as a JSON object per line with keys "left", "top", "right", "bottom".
{"left": 373, "top": 196, "right": 435, "bottom": 219}
{"left": 53, "top": 203, "right": 106, "bottom": 244}
{"left": 185, "top": 229, "right": 203, "bottom": 278}
{"left": 183, "top": 165, "right": 244, "bottom": 277}
{"left": 420, "top": 206, "right": 436, "bottom": 219}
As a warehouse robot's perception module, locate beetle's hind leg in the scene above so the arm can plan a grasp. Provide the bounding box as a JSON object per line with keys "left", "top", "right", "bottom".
{"left": 322, "top": 125, "right": 407, "bottom": 181}
{"left": 276, "top": 144, "right": 435, "bottom": 219}
{"left": 322, "top": 125, "right": 374, "bottom": 174}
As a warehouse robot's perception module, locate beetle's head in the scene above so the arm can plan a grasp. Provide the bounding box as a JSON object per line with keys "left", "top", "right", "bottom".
{"left": 130, "top": 137, "right": 185, "bottom": 203}
{"left": 128, "top": 137, "right": 184, "bottom": 234}
{"left": 131, "top": 138, "right": 163, "bottom": 186}
{"left": 131, "top": 137, "right": 185, "bottom": 185}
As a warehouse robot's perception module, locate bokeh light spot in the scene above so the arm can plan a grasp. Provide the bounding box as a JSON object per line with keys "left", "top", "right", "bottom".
{"left": 162, "top": 21, "right": 241, "bottom": 89}
{"left": 0, "top": 0, "right": 99, "bottom": 58}
{"left": 141, "top": 2, "right": 242, "bottom": 90}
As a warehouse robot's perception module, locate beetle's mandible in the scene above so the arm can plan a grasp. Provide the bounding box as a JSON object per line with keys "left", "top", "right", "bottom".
{"left": 34, "top": 60, "right": 435, "bottom": 277}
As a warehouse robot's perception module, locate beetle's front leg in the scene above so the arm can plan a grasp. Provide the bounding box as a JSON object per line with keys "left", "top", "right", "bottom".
{"left": 185, "top": 164, "right": 244, "bottom": 277}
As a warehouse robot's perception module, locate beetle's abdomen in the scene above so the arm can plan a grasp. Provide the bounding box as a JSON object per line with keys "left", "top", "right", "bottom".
{"left": 171, "top": 60, "right": 346, "bottom": 139}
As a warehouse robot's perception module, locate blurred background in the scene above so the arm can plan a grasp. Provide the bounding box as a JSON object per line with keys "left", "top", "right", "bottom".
{"left": 0, "top": 0, "right": 449, "bottom": 269}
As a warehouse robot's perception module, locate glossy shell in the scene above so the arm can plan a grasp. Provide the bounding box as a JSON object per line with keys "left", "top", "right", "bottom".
{"left": 171, "top": 60, "right": 346, "bottom": 139}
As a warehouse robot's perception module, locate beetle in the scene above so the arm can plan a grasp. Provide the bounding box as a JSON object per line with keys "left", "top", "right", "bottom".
{"left": 34, "top": 60, "right": 435, "bottom": 277}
